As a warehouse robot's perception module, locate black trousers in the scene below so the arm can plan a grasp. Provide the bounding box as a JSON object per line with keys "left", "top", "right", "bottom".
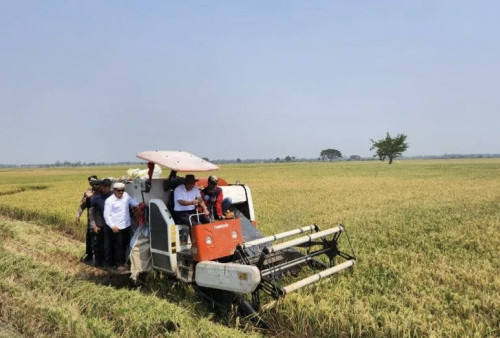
{"left": 85, "top": 226, "right": 93, "bottom": 258}
{"left": 104, "top": 226, "right": 131, "bottom": 267}
{"left": 93, "top": 228, "right": 105, "bottom": 265}
{"left": 174, "top": 210, "right": 209, "bottom": 226}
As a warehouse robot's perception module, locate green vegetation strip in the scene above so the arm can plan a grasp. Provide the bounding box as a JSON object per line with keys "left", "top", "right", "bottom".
{"left": 0, "top": 185, "right": 47, "bottom": 196}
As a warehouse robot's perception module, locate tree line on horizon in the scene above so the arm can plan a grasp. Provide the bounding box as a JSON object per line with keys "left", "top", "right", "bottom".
{"left": 2, "top": 133, "right": 499, "bottom": 167}
{"left": 320, "top": 132, "right": 408, "bottom": 164}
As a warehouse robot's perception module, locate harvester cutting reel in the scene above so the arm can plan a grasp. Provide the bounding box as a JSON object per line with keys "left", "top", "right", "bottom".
{"left": 233, "top": 224, "right": 356, "bottom": 312}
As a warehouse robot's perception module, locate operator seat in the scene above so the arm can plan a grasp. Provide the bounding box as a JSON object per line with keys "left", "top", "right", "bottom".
{"left": 163, "top": 177, "right": 184, "bottom": 215}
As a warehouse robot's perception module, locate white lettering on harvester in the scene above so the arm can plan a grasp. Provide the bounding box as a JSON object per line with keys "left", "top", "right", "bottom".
{"left": 214, "top": 223, "right": 229, "bottom": 230}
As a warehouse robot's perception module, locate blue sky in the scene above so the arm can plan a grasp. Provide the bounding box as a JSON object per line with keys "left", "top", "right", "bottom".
{"left": 1, "top": 1, "right": 499, "bottom": 164}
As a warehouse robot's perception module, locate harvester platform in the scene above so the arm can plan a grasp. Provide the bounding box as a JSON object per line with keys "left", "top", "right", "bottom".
{"left": 233, "top": 214, "right": 356, "bottom": 312}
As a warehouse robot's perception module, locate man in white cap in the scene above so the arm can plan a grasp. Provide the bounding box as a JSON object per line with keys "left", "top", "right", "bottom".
{"left": 103, "top": 182, "right": 139, "bottom": 272}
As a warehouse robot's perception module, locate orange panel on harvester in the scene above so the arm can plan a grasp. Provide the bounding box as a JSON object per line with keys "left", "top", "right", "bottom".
{"left": 191, "top": 218, "right": 243, "bottom": 261}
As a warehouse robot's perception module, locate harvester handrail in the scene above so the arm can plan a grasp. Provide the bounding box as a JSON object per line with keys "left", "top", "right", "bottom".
{"left": 239, "top": 225, "right": 318, "bottom": 249}
{"left": 188, "top": 212, "right": 203, "bottom": 226}
{"left": 263, "top": 226, "right": 343, "bottom": 254}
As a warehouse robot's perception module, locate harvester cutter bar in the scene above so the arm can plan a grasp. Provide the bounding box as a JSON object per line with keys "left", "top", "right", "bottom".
{"left": 234, "top": 223, "right": 356, "bottom": 312}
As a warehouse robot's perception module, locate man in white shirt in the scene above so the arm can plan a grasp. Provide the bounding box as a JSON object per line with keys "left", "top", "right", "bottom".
{"left": 104, "top": 182, "right": 139, "bottom": 272}
{"left": 173, "top": 174, "right": 209, "bottom": 225}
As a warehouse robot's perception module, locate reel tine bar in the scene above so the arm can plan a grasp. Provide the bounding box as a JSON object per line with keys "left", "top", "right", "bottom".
{"left": 239, "top": 225, "right": 318, "bottom": 249}
{"left": 263, "top": 226, "right": 343, "bottom": 255}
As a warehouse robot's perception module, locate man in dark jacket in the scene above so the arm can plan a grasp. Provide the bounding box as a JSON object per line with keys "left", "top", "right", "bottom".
{"left": 89, "top": 179, "right": 113, "bottom": 267}
{"left": 76, "top": 175, "right": 99, "bottom": 262}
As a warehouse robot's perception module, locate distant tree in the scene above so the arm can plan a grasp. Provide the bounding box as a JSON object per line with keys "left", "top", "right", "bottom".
{"left": 236, "top": 158, "right": 241, "bottom": 163}
{"left": 320, "top": 149, "right": 342, "bottom": 161}
{"left": 285, "top": 156, "right": 293, "bottom": 162}
{"left": 202, "top": 157, "right": 209, "bottom": 162}
{"left": 349, "top": 155, "right": 361, "bottom": 161}
{"left": 370, "top": 132, "right": 409, "bottom": 164}
{"left": 275, "top": 157, "right": 281, "bottom": 162}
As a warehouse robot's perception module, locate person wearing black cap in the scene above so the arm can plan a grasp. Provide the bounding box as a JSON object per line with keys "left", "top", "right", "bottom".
{"left": 88, "top": 178, "right": 113, "bottom": 267}
{"left": 201, "top": 175, "right": 232, "bottom": 221}
{"left": 76, "top": 175, "right": 99, "bottom": 262}
{"left": 173, "top": 174, "right": 210, "bottom": 225}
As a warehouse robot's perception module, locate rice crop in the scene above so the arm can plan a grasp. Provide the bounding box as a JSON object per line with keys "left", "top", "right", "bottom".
{"left": 0, "top": 159, "right": 499, "bottom": 337}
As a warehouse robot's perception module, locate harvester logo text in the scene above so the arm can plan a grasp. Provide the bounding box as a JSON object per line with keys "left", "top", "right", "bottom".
{"left": 214, "top": 223, "right": 229, "bottom": 230}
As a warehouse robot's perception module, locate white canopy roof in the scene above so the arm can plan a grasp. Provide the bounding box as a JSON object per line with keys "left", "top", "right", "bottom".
{"left": 136, "top": 151, "right": 219, "bottom": 172}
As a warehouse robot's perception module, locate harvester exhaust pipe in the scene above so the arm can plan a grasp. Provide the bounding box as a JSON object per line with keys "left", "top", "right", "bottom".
{"left": 280, "top": 259, "right": 355, "bottom": 296}
{"left": 263, "top": 226, "right": 343, "bottom": 255}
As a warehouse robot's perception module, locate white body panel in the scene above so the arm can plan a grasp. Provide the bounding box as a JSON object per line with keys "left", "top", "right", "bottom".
{"left": 220, "top": 185, "right": 248, "bottom": 204}
{"left": 221, "top": 185, "right": 256, "bottom": 221}
{"left": 148, "top": 199, "right": 179, "bottom": 275}
{"left": 126, "top": 179, "right": 169, "bottom": 205}
{"left": 195, "top": 261, "right": 261, "bottom": 293}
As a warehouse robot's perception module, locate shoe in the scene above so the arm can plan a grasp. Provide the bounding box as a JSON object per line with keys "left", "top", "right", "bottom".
{"left": 116, "top": 265, "right": 130, "bottom": 274}
{"left": 81, "top": 254, "right": 93, "bottom": 263}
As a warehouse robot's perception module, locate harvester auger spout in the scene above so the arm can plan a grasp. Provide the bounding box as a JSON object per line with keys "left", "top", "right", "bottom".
{"left": 234, "top": 223, "right": 356, "bottom": 311}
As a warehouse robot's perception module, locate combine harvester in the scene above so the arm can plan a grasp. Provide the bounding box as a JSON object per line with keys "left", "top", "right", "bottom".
{"left": 120, "top": 151, "right": 356, "bottom": 326}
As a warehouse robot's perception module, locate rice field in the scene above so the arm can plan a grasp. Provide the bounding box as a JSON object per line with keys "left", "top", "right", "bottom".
{"left": 0, "top": 159, "right": 499, "bottom": 337}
